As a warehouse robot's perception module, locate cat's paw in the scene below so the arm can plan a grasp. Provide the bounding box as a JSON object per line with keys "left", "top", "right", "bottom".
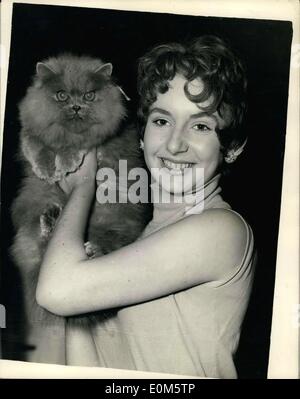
{"left": 84, "top": 241, "right": 102, "bottom": 259}
{"left": 32, "top": 149, "right": 58, "bottom": 184}
{"left": 32, "top": 164, "right": 59, "bottom": 184}
{"left": 40, "top": 203, "right": 62, "bottom": 239}
{"left": 55, "top": 150, "right": 88, "bottom": 179}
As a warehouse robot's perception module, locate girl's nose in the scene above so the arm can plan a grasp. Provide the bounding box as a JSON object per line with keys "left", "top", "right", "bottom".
{"left": 166, "top": 129, "right": 189, "bottom": 154}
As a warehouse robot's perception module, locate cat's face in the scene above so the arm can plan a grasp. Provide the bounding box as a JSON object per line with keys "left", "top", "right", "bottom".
{"left": 20, "top": 55, "right": 126, "bottom": 149}
{"left": 37, "top": 61, "right": 112, "bottom": 133}
{"left": 51, "top": 85, "right": 102, "bottom": 132}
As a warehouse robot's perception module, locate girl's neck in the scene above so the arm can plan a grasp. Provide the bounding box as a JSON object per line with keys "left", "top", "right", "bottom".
{"left": 140, "top": 172, "right": 231, "bottom": 239}
{"left": 150, "top": 173, "right": 224, "bottom": 226}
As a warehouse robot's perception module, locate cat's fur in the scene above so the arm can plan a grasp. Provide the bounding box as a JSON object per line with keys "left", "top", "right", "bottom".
{"left": 11, "top": 54, "right": 151, "bottom": 330}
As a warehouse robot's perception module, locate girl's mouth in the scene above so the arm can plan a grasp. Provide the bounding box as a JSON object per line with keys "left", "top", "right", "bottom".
{"left": 161, "top": 158, "right": 193, "bottom": 173}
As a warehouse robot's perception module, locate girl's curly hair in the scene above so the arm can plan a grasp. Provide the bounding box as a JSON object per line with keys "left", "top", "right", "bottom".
{"left": 137, "top": 35, "right": 248, "bottom": 153}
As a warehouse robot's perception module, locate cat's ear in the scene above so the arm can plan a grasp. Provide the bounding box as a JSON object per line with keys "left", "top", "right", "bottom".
{"left": 94, "top": 63, "right": 113, "bottom": 77}
{"left": 36, "top": 62, "right": 57, "bottom": 79}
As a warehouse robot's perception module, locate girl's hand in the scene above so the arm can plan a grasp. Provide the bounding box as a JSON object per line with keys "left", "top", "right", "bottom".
{"left": 59, "top": 149, "right": 97, "bottom": 195}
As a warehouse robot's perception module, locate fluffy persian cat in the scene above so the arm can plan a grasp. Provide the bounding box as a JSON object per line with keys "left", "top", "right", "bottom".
{"left": 11, "top": 54, "right": 151, "bottom": 330}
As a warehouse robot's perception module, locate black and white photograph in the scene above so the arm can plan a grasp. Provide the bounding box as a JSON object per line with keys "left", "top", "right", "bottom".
{"left": 0, "top": 0, "right": 299, "bottom": 379}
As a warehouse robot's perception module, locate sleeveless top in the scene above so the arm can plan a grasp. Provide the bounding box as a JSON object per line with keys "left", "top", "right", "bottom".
{"left": 65, "top": 173, "right": 256, "bottom": 378}
{"left": 26, "top": 173, "right": 255, "bottom": 378}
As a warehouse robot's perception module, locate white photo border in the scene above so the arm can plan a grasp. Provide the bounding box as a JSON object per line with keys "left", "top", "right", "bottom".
{"left": 0, "top": 0, "right": 299, "bottom": 379}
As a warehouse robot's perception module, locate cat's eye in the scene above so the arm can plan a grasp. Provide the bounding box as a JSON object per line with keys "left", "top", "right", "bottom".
{"left": 83, "top": 91, "right": 96, "bottom": 101}
{"left": 56, "top": 91, "right": 69, "bottom": 102}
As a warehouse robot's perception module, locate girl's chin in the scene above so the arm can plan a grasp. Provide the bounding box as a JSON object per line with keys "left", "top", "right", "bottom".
{"left": 156, "top": 177, "right": 204, "bottom": 196}
{"left": 161, "top": 184, "right": 199, "bottom": 196}
{"left": 159, "top": 167, "right": 204, "bottom": 190}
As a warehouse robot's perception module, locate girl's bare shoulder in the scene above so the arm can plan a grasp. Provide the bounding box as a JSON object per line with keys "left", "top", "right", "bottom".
{"left": 170, "top": 208, "right": 249, "bottom": 278}
{"left": 175, "top": 208, "right": 248, "bottom": 235}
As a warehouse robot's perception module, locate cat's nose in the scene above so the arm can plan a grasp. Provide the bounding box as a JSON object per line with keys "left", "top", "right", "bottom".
{"left": 72, "top": 105, "right": 81, "bottom": 112}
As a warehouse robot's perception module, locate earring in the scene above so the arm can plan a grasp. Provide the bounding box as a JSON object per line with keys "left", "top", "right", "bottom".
{"left": 139, "top": 139, "right": 144, "bottom": 150}
{"left": 225, "top": 139, "right": 248, "bottom": 164}
{"left": 224, "top": 151, "right": 237, "bottom": 164}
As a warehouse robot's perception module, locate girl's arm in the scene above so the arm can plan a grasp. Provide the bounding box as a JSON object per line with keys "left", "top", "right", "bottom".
{"left": 36, "top": 153, "right": 248, "bottom": 316}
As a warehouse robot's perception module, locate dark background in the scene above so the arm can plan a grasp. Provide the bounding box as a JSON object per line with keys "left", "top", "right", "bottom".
{"left": 0, "top": 3, "right": 293, "bottom": 378}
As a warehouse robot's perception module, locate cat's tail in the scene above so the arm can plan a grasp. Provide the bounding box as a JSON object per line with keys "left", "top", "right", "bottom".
{"left": 10, "top": 176, "right": 67, "bottom": 344}
{"left": 10, "top": 225, "right": 63, "bottom": 327}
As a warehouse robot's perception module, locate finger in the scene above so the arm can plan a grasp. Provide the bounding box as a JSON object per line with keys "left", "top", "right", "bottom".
{"left": 85, "top": 148, "right": 97, "bottom": 167}
{"left": 89, "top": 147, "right": 97, "bottom": 159}
{"left": 59, "top": 178, "right": 71, "bottom": 194}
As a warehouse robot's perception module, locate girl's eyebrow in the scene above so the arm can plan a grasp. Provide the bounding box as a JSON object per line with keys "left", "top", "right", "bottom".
{"left": 149, "top": 107, "right": 218, "bottom": 123}
{"left": 148, "top": 107, "right": 171, "bottom": 116}
{"left": 189, "top": 112, "right": 218, "bottom": 122}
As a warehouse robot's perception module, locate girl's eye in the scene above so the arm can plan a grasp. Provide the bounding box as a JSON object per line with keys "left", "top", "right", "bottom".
{"left": 56, "top": 90, "right": 69, "bottom": 102}
{"left": 83, "top": 91, "right": 96, "bottom": 101}
{"left": 152, "top": 118, "right": 170, "bottom": 127}
{"left": 193, "top": 123, "right": 211, "bottom": 132}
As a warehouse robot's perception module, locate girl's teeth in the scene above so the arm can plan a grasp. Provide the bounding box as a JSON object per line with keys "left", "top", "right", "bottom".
{"left": 163, "top": 159, "right": 192, "bottom": 169}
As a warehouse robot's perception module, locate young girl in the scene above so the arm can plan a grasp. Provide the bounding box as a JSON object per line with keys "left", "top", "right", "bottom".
{"left": 36, "top": 35, "right": 255, "bottom": 378}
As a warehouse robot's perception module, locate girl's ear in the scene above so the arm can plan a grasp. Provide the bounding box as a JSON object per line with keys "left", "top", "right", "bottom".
{"left": 94, "top": 63, "right": 113, "bottom": 77}
{"left": 36, "top": 62, "right": 57, "bottom": 79}
{"left": 224, "top": 138, "right": 248, "bottom": 164}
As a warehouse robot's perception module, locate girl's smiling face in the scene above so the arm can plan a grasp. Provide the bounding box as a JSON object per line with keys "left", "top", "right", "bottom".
{"left": 143, "top": 74, "right": 227, "bottom": 195}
